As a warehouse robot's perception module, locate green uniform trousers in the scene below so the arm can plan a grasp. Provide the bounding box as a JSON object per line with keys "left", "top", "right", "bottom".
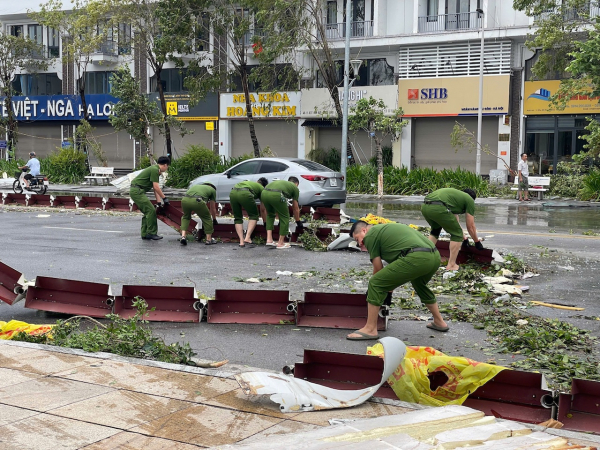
{"left": 421, "top": 203, "right": 464, "bottom": 242}
{"left": 262, "top": 190, "right": 290, "bottom": 236}
{"left": 181, "top": 197, "right": 213, "bottom": 235}
{"left": 130, "top": 187, "right": 157, "bottom": 237}
{"left": 230, "top": 189, "right": 259, "bottom": 224}
{"left": 367, "top": 251, "right": 441, "bottom": 307}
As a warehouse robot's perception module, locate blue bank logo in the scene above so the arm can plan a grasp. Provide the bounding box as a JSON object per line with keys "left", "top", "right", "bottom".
{"left": 528, "top": 88, "right": 551, "bottom": 101}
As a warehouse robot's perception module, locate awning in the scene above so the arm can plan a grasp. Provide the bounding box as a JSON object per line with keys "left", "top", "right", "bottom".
{"left": 301, "top": 119, "right": 339, "bottom": 128}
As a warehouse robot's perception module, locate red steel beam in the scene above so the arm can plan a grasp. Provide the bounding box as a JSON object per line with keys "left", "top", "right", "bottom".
{"left": 51, "top": 195, "right": 78, "bottom": 209}
{"left": 26, "top": 194, "right": 52, "bottom": 207}
{"left": 0, "top": 260, "right": 25, "bottom": 305}
{"left": 24, "top": 276, "right": 113, "bottom": 317}
{"left": 2, "top": 193, "right": 27, "bottom": 205}
{"left": 293, "top": 349, "right": 395, "bottom": 398}
{"left": 463, "top": 370, "right": 552, "bottom": 423}
{"left": 558, "top": 378, "right": 600, "bottom": 433}
{"left": 103, "top": 197, "right": 133, "bottom": 211}
{"left": 79, "top": 196, "right": 105, "bottom": 210}
{"left": 115, "top": 285, "right": 199, "bottom": 322}
{"left": 435, "top": 240, "right": 494, "bottom": 265}
{"left": 207, "top": 289, "right": 294, "bottom": 324}
{"left": 296, "top": 292, "right": 387, "bottom": 331}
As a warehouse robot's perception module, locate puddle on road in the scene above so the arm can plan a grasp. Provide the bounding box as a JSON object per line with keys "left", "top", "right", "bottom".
{"left": 345, "top": 202, "right": 600, "bottom": 234}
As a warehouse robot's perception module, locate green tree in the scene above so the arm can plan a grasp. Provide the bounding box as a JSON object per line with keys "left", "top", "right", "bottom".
{"left": 113, "top": 0, "right": 199, "bottom": 160}
{"left": 349, "top": 97, "right": 406, "bottom": 197}
{"left": 0, "top": 32, "right": 48, "bottom": 159}
{"left": 31, "top": 0, "right": 115, "bottom": 165}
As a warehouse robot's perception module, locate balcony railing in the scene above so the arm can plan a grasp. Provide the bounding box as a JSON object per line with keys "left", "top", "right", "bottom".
{"left": 535, "top": 5, "right": 600, "bottom": 22}
{"left": 242, "top": 28, "right": 267, "bottom": 46}
{"left": 323, "top": 20, "right": 374, "bottom": 40}
{"left": 30, "top": 45, "right": 47, "bottom": 59}
{"left": 418, "top": 11, "right": 482, "bottom": 33}
{"left": 93, "top": 41, "right": 118, "bottom": 56}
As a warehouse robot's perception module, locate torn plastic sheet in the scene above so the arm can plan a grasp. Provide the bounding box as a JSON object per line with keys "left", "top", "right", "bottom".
{"left": 235, "top": 336, "right": 406, "bottom": 413}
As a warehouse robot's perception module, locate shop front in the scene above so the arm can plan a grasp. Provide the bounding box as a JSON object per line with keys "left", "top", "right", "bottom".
{"left": 398, "top": 75, "right": 511, "bottom": 174}
{"left": 523, "top": 80, "right": 600, "bottom": 174}
{"left": 219, "top": 92, "right": 301, "bottom": 159}
{"left": 150, "top": 92, "right": 218, "bottom": 159}
{"left": 300, "top": 86, "right": 398, "bottom": 165}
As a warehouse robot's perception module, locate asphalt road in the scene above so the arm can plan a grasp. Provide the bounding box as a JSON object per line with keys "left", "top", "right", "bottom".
{"left": 1, "top": 200, "right": 599, "bottom": 372}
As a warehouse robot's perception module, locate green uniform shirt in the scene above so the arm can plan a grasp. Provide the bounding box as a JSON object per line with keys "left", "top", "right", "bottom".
{"left": 265, "top": 180, "right": 299, "bottom": 201}
{"left": 234, "top": 180, "right": 264, "bottom": 200}
{"left": 425, "top": 188, "right": 475, "bottom": 216}
{"left": 131, "top": 165, "right": 160, "bottom": 191}
{"left": 363, "top": 223, "right": 435, "bottom": 264}
{"left": 186, "top": 184, "right": 216, "bottom": 201}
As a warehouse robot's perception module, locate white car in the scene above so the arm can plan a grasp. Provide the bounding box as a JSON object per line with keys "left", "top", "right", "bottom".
{"left": 189, "top": 157, "right": 346, "bottom": 207}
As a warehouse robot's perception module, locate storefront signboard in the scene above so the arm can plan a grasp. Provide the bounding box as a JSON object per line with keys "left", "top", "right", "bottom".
{"left": 150, "top": 92, "right": 218, "bottom": 121}
{"left": 220, "top": 92, "right": 300, "bottom": 119}
{"left": 0, "top": 94, "right": 119, "bottom": 121}
{"left": 523, "top": 80, "right": 600, "bottom": 115}
{"left": 300, "top": 86, "right": 398, "bottom": 118}
{"left": 398, "top": 75, "right": 510, "bottom": 117}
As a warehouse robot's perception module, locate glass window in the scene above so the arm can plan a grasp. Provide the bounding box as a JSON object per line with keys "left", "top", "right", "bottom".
{"left": 327, "top": 1, "right": 337, "bottom": 24}
{"left": 152, "top": 68, "right": 188, "bottom": 93}
{"left": 84, "top": 71, "right": 114, "bottom": 94}
{"left": 526, "top": 132, "right": 554, "bottom": 174}
{"left": 118, "top": 23, "right": 131, "bottom": 55}
{"left": 10, "top": 25, "right": 23, "bottom": 37}
{"left": 12, "top": 73, "right": 62, "bottom": 95}
{"left": 48, "top": 27, "right": 60, "bottom": 58}
{"left": 28, "top": 24, "right": 43, "bottom": 44}
{"left": 230, "top": 160, "right": 260, "bottom": 176}
{"left": 427, "top": 0, "right": 438, "bottom": 17}
{"left": 259, "top": 161, "right": 288, "bottom": 173}
{"left": 293, "top": 160, "right": 332, "bottom": 171}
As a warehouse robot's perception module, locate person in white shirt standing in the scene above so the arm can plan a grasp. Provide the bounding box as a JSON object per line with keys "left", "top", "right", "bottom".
{"left": 517, "top": 153, "right": 530, "bottom": 202}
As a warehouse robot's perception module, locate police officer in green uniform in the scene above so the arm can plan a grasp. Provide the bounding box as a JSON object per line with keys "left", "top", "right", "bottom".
{"left": 129, "top": 156, "right": 170, "bottom": 240}
{"left": 421, "top": 188, "right": 483, "bottom": 271}
{"left": 179, "top": 183, "right": 218, "bottom": 246}
{"left": 229, "top": 177, "right": 268, "bottom": 248}
{"left": 347, "top": 221, "right": 448, "bottom": 340}
{"left": 261, "top": 177, "right": 302, "bottom": 249}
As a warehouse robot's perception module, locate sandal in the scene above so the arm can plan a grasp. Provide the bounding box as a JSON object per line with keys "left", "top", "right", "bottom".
{"left": 265, "top": 242, "right": 277, "bottom": 246}
{"left": 205, "top": 238, "right": 218, "bottom": 245}
{"left": 276, "top": 243, "right": 291, "bottom": 249}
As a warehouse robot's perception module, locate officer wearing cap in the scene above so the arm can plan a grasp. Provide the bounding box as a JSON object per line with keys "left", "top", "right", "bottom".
{"left": 18, "top": 152, "right": 40, "bottom": 189}
{"left": 180, "top": 182, "right": 218, "bottom": 246}
{"left": 229, "top": 177, "right": 268, "bottom": 248}
{"left": 261, "top": 177, "right": 302, "bottom": 249}
{"left": 130, "top": 156, "right": 170, "bottom": 240}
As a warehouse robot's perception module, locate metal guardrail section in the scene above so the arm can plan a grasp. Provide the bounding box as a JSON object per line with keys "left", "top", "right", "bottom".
{"left": 0, "top": 260, "right": 25, "bottom": 305}
{"left": 207, "top": 289, "right": 294, "bottom": 324}
{"left": 463, "top": 370, "right": 553, "bottom": 423}
{"left": 79, "top": 196, "right": 104, "bottom": 210}
{"left": 293, "top": 349, "right": 396, "bottom": 399}
{"left": 115, "top": 285, "right": 200, "bottom": 322}
{"left": 312, "top": 207, "right": 341, "bottom": 223}
{"left": 26, "top": 194, "right": 52, "bottom": 207}
{"left": 296, "top": 292, "right": 387, "bottom": 331}
{"left": 156, "top": 203, "right": 197, "bottom": 233}
{"left": 52, "top": 195, "right": 78, "bottom": 208}
{"left": 2, "top": 193, "right": 27, "bottom": 205}
{"left": 558, "top": 378, "right": 600, "bottom": 433}
{"left": 435, "top": 240, "right": 495, "bottom": 264}
{"left": 103, "top": 197, "right": 133, "bottom": 211}
{"left": 24, "top": 276, "right": 113, "bottom": 317}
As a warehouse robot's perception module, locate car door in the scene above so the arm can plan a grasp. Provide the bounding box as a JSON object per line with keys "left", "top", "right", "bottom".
{"left": 217, "top": 159, "right": 261, "bottom": 202}
{"left": 257, "top": 160, "right": 290, "bottom": 183}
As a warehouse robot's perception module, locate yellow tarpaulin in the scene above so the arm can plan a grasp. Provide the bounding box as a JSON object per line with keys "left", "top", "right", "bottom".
{"left": 0, "top": 320, "right": 53, "bottom": 340}
{"left": 367, "top": 344, "right": 506, "bottom": 407}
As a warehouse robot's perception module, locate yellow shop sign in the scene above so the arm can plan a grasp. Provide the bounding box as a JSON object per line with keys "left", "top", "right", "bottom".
{"left": 220, "top": 91, "right": 300, "bottom": 119}
{"left": 524, "top": 80, "right": 600, "bottom": 115}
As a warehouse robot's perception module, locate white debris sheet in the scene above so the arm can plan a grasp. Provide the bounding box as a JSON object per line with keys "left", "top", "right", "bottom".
{"left": 234, "top": 336, "right": 406, "bottom": 413}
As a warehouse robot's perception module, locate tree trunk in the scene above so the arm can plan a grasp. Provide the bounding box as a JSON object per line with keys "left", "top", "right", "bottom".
{"left": 5, "top": 96, "right": 16, "bottom": 161}
{"left": 376, "top": 137, "right": 383, "bottom": 198}
{"left": 241, "top": 65, "right": 261, "bottom": 157}
{"left": 330, "top": 87, "right": 356, "bottom": 166}
{"left": 155, "top": 66, "right": 173, "bottom": 159}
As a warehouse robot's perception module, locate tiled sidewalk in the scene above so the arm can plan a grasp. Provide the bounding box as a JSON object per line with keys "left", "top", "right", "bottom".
{"left": 0, "top": 341, "right": 414, "bottom": 449}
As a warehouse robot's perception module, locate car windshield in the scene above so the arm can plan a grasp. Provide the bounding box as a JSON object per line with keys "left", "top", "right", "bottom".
{"left": 293, "top": 160, "right": 333, "bottom": 172}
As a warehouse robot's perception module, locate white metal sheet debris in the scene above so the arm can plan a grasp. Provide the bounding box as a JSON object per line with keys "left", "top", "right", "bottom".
{"left": 234, "top": 336, "right": 406, "bottom": 413}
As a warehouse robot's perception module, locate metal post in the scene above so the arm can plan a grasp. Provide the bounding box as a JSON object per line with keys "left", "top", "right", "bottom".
{"left": 340, "top": 0, "right": 352, "bottom": 185}
{"left": 476, "top": 8, "right": 484, "bottom": 175}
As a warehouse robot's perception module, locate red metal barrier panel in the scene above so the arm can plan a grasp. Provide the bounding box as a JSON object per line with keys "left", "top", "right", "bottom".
{"left": 209, "top": 223, "right": 239, "bottom": 242}
{"left": 79, "top": 196, "right": 104, "bottom": 210}
{"left": 156, "top": 203, "right": 197, "bottom": 233}
{"left": 207, "top": 289, "right": 294, "bottom": 324}
{"left": 2, "top": 193, "right": 27, "bottom": 205}
{"left": 24, "top": 276, "right": 113, "bottom": 317}
{"left": 435, "top": 240, "right": 494, "bottom": 265}
{"left": 26, "top": 194, "right": 52, "bottom": 207}
{"left": 0, "top": 260, "right": 25, "bottom": 305}
{"left": 104, "top": 197, "right": 132, "bottom": 211}
{"left": 218, "top": 203, "right": 233, "bottom": 217}
{"left": 296, "top": 292, "right": 387, "bottom": 331}
{"left": 52, "top": 195, "right": 77, "bottom": 208}
{"left": 115, "top": 285, "right": 199, "bottom": 322}
{"left": 313, "top": 207, "right": 341, "bottom": 223}
{"left": 293, "top": 349, "right": 395, "bottom": 399}
{"left": 463, "top": 370, "right": 552, "bottom": 423}
{"left": 558, "top": 378, "right": 600, "bottom": 433}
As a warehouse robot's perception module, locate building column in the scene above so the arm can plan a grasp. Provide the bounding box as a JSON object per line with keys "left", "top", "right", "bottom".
{"left": 297, "top": 119, "right": 306, "bottom": 159}
{"left": 498, "top": 115, "right": 510, "bottom": 171}
{"left": 219, "top": 120, "right": 231, "bottom": 159}
{"left": 398, "top": 118, "right": 412, "bottom": 170}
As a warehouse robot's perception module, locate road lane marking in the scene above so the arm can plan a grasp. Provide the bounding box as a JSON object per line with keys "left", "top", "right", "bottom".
{"left": 43, "top": 226, "right": 123, "bottom": 234}
{"left": 478, "top": 230, "right": 600, "bottom": 240}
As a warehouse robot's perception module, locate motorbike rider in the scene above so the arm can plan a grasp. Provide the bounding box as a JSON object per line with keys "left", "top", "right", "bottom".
{"left": 18, "top": 152, "right": 41, "bottom": 189}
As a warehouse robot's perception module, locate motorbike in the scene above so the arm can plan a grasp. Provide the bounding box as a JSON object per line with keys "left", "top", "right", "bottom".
{"left": 13, "top": 169, "right": 49, "bottom": 195}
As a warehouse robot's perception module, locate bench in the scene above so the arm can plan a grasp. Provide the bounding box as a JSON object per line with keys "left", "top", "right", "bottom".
{"left": 510, "top": 176, "right": 551, "bottom": 200}
{"left": 84, "top": 167, "right": 115, "bottom": 185}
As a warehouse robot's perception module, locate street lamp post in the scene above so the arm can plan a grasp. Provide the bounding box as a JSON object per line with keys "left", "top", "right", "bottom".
{"left": 476, "top": 7, "right": 484, "bottom": 176}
